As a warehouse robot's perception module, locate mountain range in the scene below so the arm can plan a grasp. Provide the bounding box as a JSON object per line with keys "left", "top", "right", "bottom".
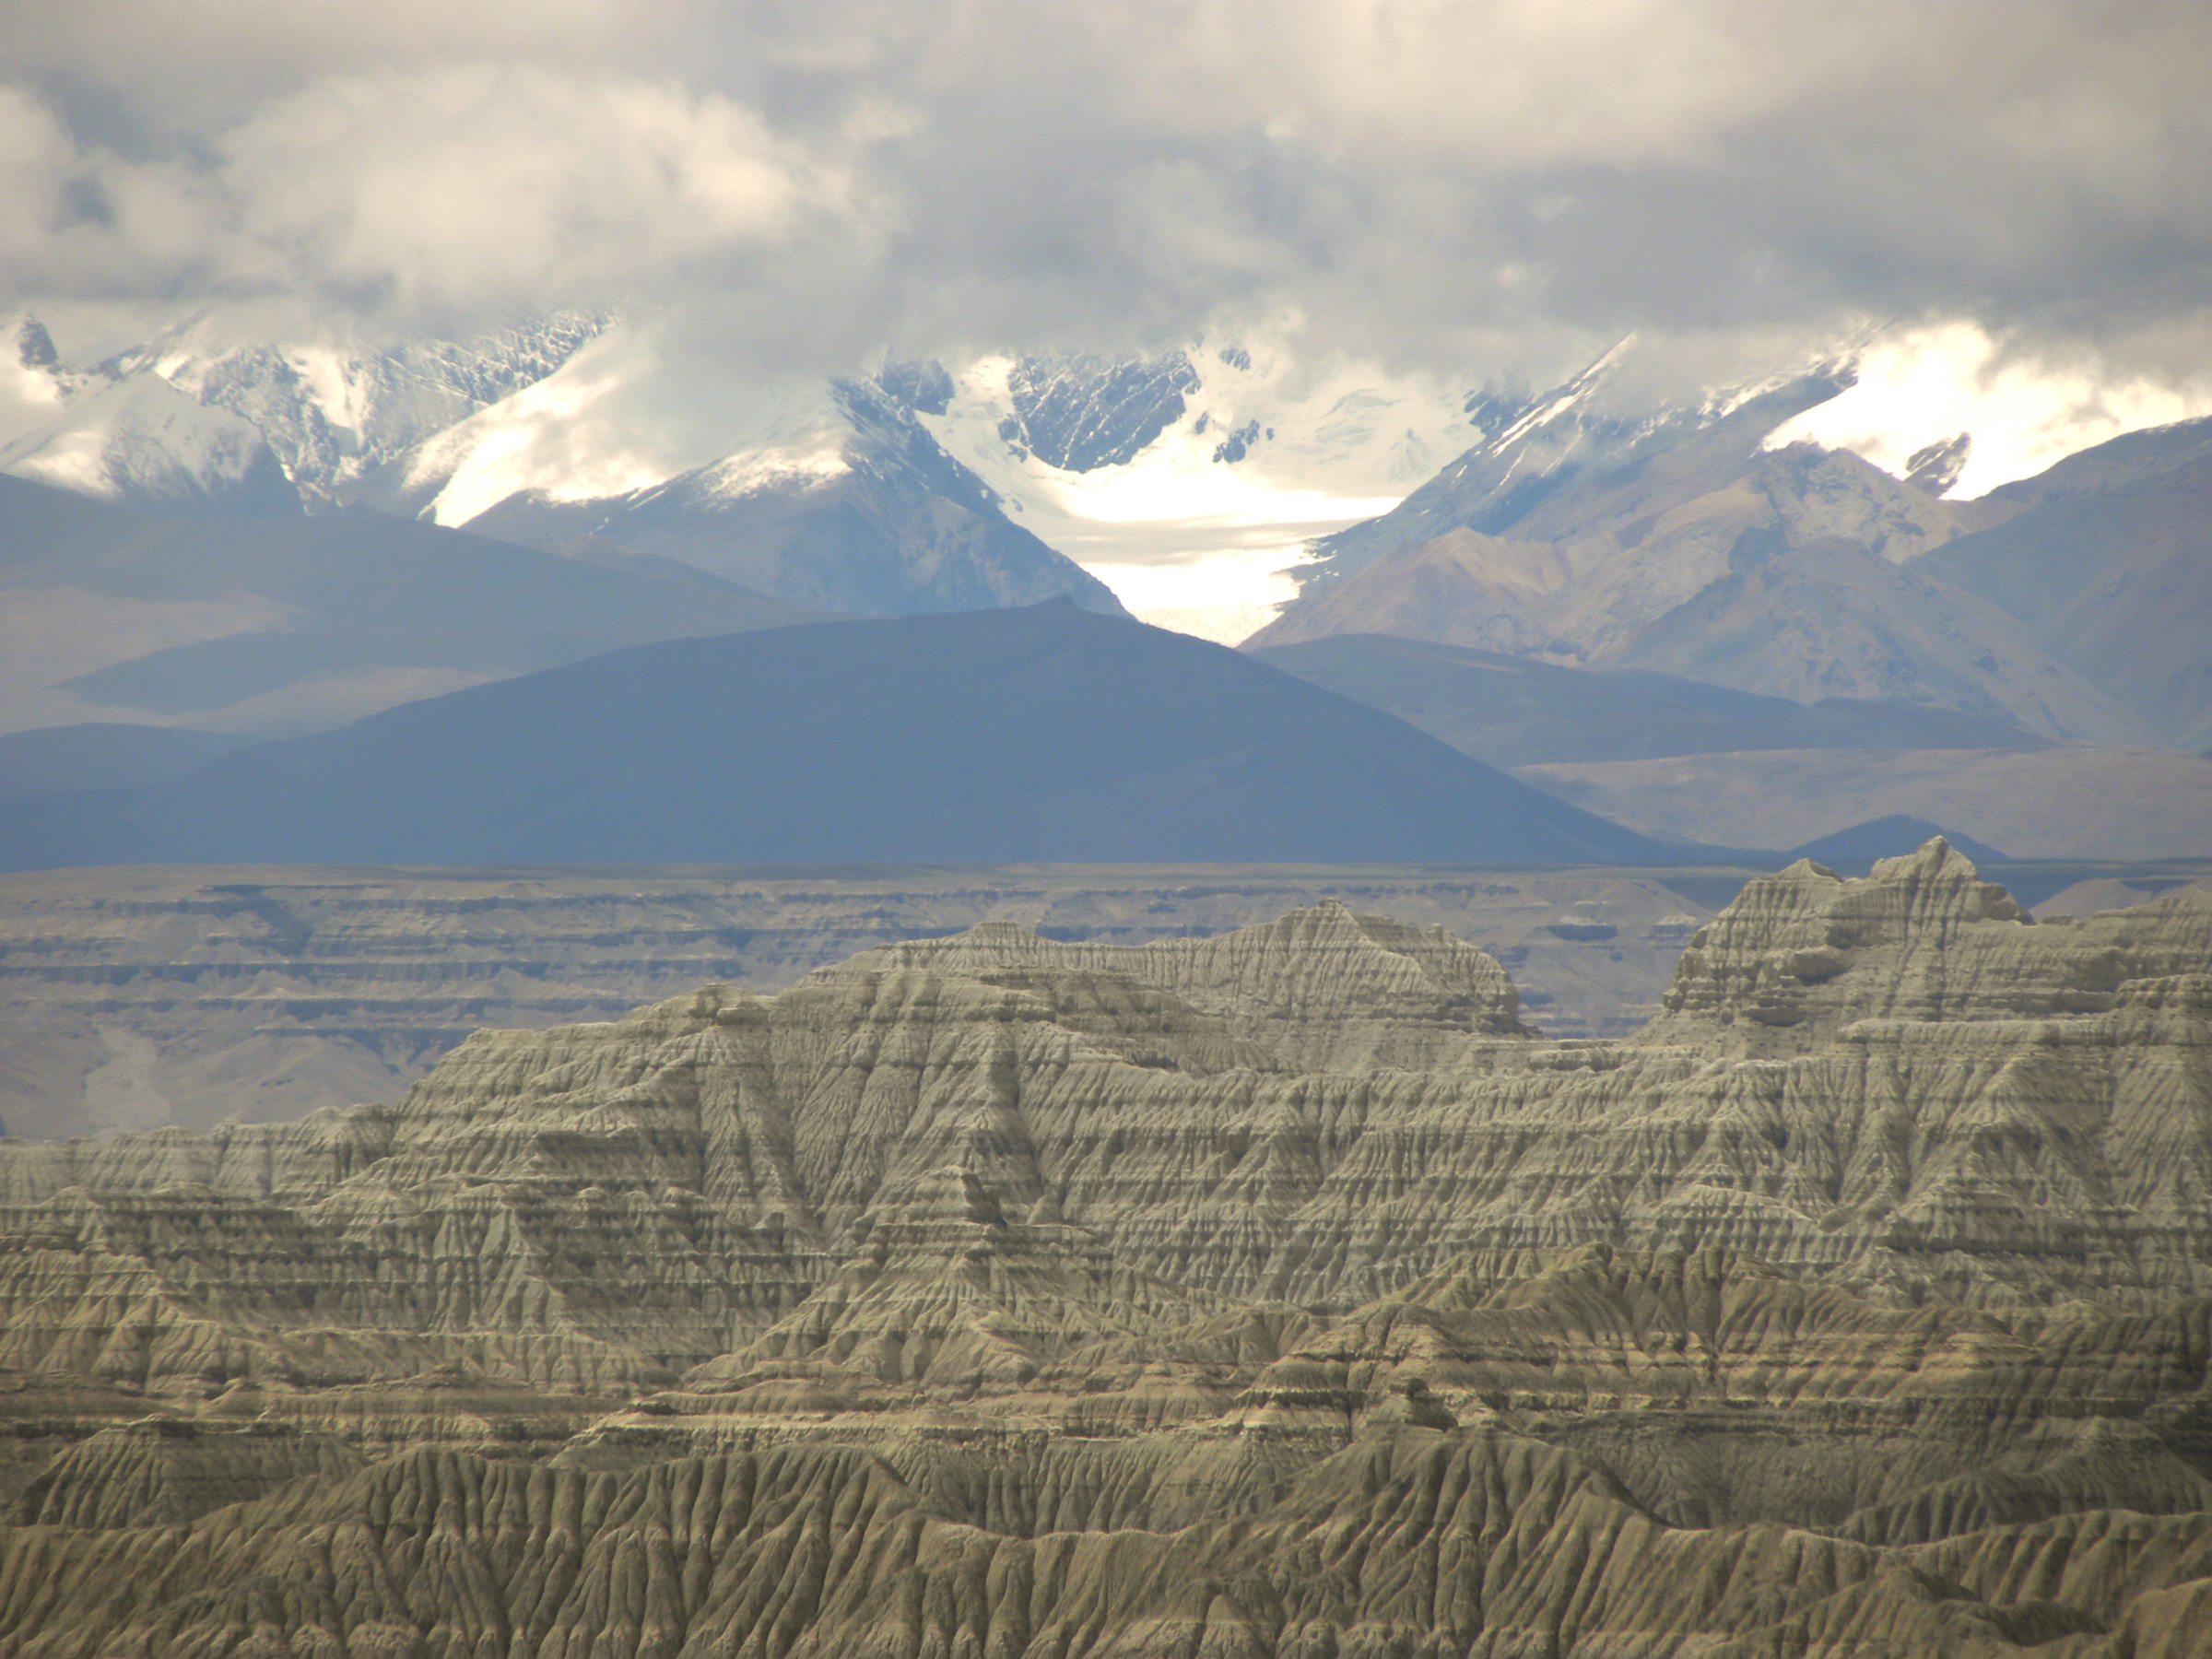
{"left": 0, "top": 315, "right": 1124, "bottom": 634}
{"left": 1249, "top": 362, "right": 2212, "bottom": 753}
{"left": 1250, "top": 632, "right": 2050, "bottom": 767}
{"left": 0, "top": 469, "right": 818, "bottom": 735}
{"left": 0, "top": 311, "right": 611, "bottom": 513}
{"left": 1, "top": 310, "right": 2207, "bottom": 862}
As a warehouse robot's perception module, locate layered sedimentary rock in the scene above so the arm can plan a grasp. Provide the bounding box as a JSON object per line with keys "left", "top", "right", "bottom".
{"left": 0, "top": 863, "right": 1729, "bottom": 1141}
{"left": 1, "top": 843, "right": 2209, "bottom": 1656}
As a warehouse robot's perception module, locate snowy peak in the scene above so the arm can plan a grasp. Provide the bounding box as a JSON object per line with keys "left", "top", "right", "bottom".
{"left": 453, "top": 369, "right": 1124, "bottom": 619}
{"left": 0, "top": 312, "right": 610, "bottom": 517}
{"left": 156, "top": 312, "right": 612, "bottom": 507}
{"left": 998, "top": 351, "right": 1202, "bottom": 471}
{"left": 1244, "top": 357, "right": 2177, "bottom": 747}
{"left": 927, "top": 341, "right": 1483, "bottom": 508}
{"left": 1293, "top": 354, "right": 1855, "bottom": 594}
{"left": 0, "top": 369, "right": 301, "bottom": 517}
{"left": 888, "top": 342, "right": 1491, "bottom": 641}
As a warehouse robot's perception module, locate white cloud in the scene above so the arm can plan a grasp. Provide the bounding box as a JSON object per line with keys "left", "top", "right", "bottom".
{"left": 0, "top": 0, "right": 2207, "bottom": 391}
{"left": 218, "top": 67, "right": 830, "bottom": 317}
{"left": 1770, "top": 322, "right": 2212, "bottom": 498}
{"left": 0, "top": 66, "right": 862, "bottom": 343}
{"left": 0, "top": 88, "right": 74, "bottom": 262}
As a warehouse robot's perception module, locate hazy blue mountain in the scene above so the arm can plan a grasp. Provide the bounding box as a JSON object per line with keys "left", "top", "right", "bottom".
{"left": 1249, "top": 633, "right": 2050, "bottom": 766}
{"left": 0, "top": 471, "right": 821, "bottom": 735}
{"left": 1, "top": 603, "right": 1669, "bottom": 870}
{"left": 1783, "top": 816, "right": 2008, "bottom": 873}
{"left": 0, "top": 724, "right": 247, "bottom": 798}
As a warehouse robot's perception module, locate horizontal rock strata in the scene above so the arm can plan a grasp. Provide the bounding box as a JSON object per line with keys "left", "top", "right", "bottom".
{"left": 0, "top": 865, "right": 1726, "bottom": 1140}
{"left": 0, "top": 842, "right": 2208, "bottom": 1655}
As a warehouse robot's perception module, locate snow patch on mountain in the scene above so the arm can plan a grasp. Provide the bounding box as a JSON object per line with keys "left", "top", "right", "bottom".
{"left": 152, "top": 311, "right": 611, "bottom": 506}
{"left": 1766, "top": 322, "right": 2212, "bottom": 499}
{"left": 912, "top": 342, "right": 1481, "bottom": 640}
{"left": 0, "top": 370, "right": 300, "bottom": 515}
{"left": 0, "top": 311, "right": 610, "bottom": 516}
{"left": 371, "top": 321, "right": 1485, "bottom": 640}
{"left": 411, "top": 330, "right": 848, "bottom": 526}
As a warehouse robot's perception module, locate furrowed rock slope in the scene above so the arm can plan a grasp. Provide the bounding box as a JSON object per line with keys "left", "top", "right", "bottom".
{"left": 2, "top": 846, "right": 2211, "bottom": 1655}
{"left": 0, "top": 864, "right": 1725, "bottom": 1143}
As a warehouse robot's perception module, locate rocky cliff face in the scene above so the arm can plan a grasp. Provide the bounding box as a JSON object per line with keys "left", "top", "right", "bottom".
{"left": 2, "top": 847, "right": 2210, "bottom": 1655}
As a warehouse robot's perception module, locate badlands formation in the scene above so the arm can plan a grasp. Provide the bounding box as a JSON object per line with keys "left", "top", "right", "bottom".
{"left": 2, "top": 843, "right": 2212, "bottom": 1655}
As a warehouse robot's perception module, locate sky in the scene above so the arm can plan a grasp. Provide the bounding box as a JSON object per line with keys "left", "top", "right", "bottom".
{"left": 4, "top": 0, "right": 2209, "bottom": 402}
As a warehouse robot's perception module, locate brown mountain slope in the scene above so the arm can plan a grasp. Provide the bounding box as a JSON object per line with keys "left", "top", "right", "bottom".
{"left": 1251, "top": 446, "right": 2146, "bottom": 742}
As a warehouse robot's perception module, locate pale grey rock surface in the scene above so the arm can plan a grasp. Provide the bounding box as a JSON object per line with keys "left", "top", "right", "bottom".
{"left": 2, "top": 848, "right": 2210, "bottom": 1656}
{"left": 0, "top": 864, "right": 1740, "bottom": 1141}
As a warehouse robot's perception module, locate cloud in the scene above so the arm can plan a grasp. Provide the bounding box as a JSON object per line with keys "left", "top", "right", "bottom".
{"left": 0, "top": 0, "right": 2206, "bottom": 392}
{"left": 218, "top": 67, "right": 835, "bottom": 318}
{"left": 1769, "top": 321, "right": 2212, "bottom": 496}
{"left": 0, "top": 68, "right": 854, "bottom": 333}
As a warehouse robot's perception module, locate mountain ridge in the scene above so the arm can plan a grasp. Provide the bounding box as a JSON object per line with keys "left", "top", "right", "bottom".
{"left": 0, "top": 469, "right": 820, "bottom": 737}
{"left": 1249, "top": 632, "right": 2053, "bottom": 766}
{"left": 1251, "top": 401, "right": 2211, "bottom": 747}
{"left": 0, "top": 602, "right": 1667, "bottom": 869}
{"left": 462, "top": 379, "right": 1126, "bottom": 618}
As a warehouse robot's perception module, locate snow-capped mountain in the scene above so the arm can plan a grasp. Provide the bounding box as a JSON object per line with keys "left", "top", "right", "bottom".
{"left": 8, "top": 306, "right": 2201, "bottom": 663}
{"left": 316, "top": 322, "right": 1484, "bottom": 632}
{"left": 1287, "top": 345, "right": 1861, "bottom": 596}
{"left": 1242, "top": 345, "right": 2208, "bottom": 747}
{"left": 0, "top": 312, "right": 609, "bottom": 515}
{"left": 911, "top": 342, "right": 1488, "bottom": 641}
{"left": 171, "top": 312, "right": 610, "bottom": 507}
{"left": 0, "top": 363, "right": 301, "bottom": 517}
{"left": 462, "top": 377, "right": 1125, "bottom": 618}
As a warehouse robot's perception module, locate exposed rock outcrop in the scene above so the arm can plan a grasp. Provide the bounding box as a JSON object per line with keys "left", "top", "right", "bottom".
{"left": 0, "top": 863, "right": 1726, "bottom": 1141}
{"left": 1, "top": 853, "right": 2210, "bottom": 1654}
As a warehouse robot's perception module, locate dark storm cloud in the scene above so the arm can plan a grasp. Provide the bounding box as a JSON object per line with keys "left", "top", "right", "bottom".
{"left": 2, "top": 0, "right": 2207, "bottom": 385}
